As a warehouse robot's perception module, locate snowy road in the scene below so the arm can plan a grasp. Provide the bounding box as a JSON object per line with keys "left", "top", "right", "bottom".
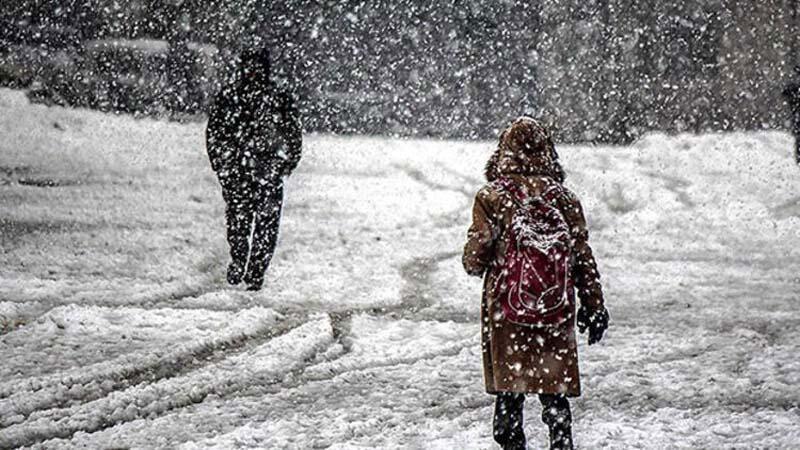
{"left": 1, "top": 89, "right": 799, "bottom": 448}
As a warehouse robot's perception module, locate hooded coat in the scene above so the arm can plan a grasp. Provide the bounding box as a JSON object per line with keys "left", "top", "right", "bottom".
{"left": 206, "top": 49, "right": 302, "bottom": 188}
{"left": 205, "top": 48, "right": 303, "bottom": 288}
{"left": 463, "top": 118, "right": 605, "bottom": 396}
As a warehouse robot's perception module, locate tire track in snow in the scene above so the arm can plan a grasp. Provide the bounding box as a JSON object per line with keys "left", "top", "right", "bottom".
{"left": 322, "top": 250, "right": 463, "bottom": 344}
{"left": 386, "top": 163, "right": 478, "bottom": 324}
{"left": 2, "top": 161, "right": 479, "bottom": 447}
{"left": 771, "top": 195, "right": 800, "bottom": 219}
{"left": 396, "top": 251, "right": 460, "bottom": 318}
{"left": 644, "top": 171, "right": 695, "bottom": 208}
{"left": 175, "top": 342, "right": 481, "bottom": 450}
{"left": 1, "top": 262, "right": 472, "bottom": 441}
{"left": 432, "top": 161, "right": 483, "bottom": 188}
{"left": 0, "top": 308, "right": 301, "bottom": 430}
{"left": 0, "top": 283, "right": 220, "bottom": 335}
{"left": 392, "top": 163, "right": 474, "bottom": 199}
{"left": 321, "top": 251, "right": 463, "bottom": 383}
{"left": 298, "top": 337, "right": 475, "bottom": 387}
{"left": 0, "top": 316, "right": 334, "bottom": 449}
{"left": 318, "top": 161, "right": 476, "bottom": 329}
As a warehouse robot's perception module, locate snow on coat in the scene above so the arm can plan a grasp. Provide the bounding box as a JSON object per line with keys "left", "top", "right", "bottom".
{"left": 205, "top": 75, "right": 302, "bottom": 188}
{"left": 463, "top": 117, "right": 605, "bottom": 396}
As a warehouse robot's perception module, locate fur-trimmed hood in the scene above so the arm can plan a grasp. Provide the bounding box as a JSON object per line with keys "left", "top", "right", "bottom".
{"left": 485, "top": 117, "right": 565, "bottom": 182}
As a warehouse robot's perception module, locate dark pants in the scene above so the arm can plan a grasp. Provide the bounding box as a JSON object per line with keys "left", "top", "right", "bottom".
{"left": 494, "top": 393, "right": 573, "bottom": 450}
{"left": 793, "top": 122, "right": 800, "bottom": 164}
{"left": 222, "top": 176, "right": 284, "bottom": 287}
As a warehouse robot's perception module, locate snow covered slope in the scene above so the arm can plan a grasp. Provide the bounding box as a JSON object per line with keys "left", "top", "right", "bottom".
{"left": 1, "top": 88, "right": 799, "bottom": 448}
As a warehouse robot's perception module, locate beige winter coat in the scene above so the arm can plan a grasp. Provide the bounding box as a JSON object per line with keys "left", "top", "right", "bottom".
{"left": 463, "top": 120, "right": 604, "bottom": 396}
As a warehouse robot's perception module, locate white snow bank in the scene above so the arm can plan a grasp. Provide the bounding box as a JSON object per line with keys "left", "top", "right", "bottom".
{"left": 0, "top": 305, "right": 280, "bottom": 427}
{"left": 180, "top": 316, "right": 480, "bottom": 449}
{"left": 2, "top": 89, "right": 800, "bottom": 448}
{"left": 305, "top": 313, "right": 478, "bottom": 380}
{"left": 0, "top": 316, "right": 333, "bottom": 448}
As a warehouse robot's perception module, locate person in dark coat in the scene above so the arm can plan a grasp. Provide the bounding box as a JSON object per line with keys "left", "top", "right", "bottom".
{"left": 463, "top": 117, "right": 609, "bottom": 450}
{"left": 783, "top": 65, "right": 800, "bottom": 165}
{"left": 206, "top": 47, "right": 302, "bottom": 291}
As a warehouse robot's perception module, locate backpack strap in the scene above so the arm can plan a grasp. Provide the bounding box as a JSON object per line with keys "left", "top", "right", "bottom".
{"left": 539, "top": 182, "right": 564, "bottom": 204}
{"left": 497, "top": 176, "right": 563, "bottom": 207}
{"left": 496, "top": 176, "right": 529, "bottom": 207}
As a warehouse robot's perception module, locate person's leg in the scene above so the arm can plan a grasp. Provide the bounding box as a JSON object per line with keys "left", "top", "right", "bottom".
{"left": 539, "top": 394, "right": 573, "bottom": 450}
{"left": 493, "top": 393, "right": 526, "bottom": 450}
{"left": 244, "top": 179, "right": 284, "bottom": 290}
{"left": 794, "top": 125, "right": 800, "bottom": 165}
{"left": 223, "top": 184, "right": 255, "bottom": 285}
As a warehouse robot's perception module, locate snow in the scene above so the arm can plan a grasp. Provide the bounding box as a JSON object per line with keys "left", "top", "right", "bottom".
{"left": 1, "top": 88, "right": 800, "bottom": 448}
{"left": 0, "top": 305, "right": 281, "bottom": 428}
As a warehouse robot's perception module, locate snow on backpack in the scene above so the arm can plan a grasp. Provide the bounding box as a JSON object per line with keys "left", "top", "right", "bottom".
{"left": 491, "top": 177, "right": 575, "bottom": 327}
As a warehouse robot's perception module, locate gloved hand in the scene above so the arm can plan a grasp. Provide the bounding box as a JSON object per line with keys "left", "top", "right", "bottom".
{"left": 577, "top": 307, "right": 609, "bottom": 345}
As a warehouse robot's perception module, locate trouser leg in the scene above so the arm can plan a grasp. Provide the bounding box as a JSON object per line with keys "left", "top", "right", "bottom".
{"left": 493, "top": 393, "right": 526, "bottom": 450}
{"left": 539, "top": 394, "right": 573, "bottom": 450}
{"left": 223, "top": 185, "right": 255, "bottom": 284}
{"left": 795, "top": 131, "right": 800, "bottom": 165}
{"left": 245, "top": 179, "right": 284, "bottom": 289}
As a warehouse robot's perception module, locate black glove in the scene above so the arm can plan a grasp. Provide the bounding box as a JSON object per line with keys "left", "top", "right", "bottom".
{"left": 577, "top": 307, "right": 609, "bottom": 345}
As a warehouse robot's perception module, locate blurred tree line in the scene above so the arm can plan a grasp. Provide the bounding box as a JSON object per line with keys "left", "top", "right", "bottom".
{"left": 538, "top": 0, "right": 798, "bottom": 142}
{"left": 0, "top": 0, "right": 798, "bottom": 142}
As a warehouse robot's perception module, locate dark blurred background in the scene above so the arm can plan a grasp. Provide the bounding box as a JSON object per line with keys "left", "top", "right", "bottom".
{"left": 1, "top": 0, "right": 798, "bottom": 142}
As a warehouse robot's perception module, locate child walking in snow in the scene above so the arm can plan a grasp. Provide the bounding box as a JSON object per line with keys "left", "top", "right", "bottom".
{"left": 462, "top": 117, "right": 609, "bottom": 450}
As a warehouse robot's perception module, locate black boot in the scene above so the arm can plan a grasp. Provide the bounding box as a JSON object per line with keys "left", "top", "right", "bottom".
{"left": 548, "top": 424, "right": 573, "bottom": 450}
{"left": 243, "top": 269, "right": 263, "bottom": 291}
{"left": 493, "top": 393, "right": 527, "bottom": 450}
{"left": 539, "top": 394, "right": 573, "bottom": 450}
{"left": 245, "top": 279, "right": 263, "bottom": 291}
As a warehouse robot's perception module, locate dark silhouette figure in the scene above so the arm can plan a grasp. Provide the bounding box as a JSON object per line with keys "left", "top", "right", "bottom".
{"left": 783, "top": 66, "right": 800, "bottom": 165}
{"left": 206, "top": 47, "right": 302, "bottom": 290}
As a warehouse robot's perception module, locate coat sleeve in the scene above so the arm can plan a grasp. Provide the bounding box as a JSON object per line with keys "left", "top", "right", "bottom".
{"left": 463, "top": 187, "right": 497, "bottom": 277}
{"left": 205, "top": 97, "right": 231, "bottom": 177}
{"left": 278, "top": 92, "right": 303, "bottom": 175}
{"left": 561, "top": 190, "right": 605, "bottom": 312}
{"left": 783, "top": 83, "right": 795, "bottom": 100}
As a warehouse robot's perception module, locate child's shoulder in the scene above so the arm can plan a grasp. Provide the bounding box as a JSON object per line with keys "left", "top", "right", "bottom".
{"left": 471, "top": 182, "right": 504, "bottom": 208}
{"left": 556, "top": 183, "right": 580, "bottom": 203}
{"left": 478, "top": 179, "right": 506, "bottom": 198}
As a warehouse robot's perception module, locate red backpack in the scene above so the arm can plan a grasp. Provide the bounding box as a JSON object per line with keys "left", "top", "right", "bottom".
{"left": 491, "top": 177, "right": 575, "bottom": 327}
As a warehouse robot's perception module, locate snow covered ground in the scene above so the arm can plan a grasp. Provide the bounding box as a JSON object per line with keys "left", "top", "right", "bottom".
{"left": 1, "top": 88, "right": 799, "bottom": 449}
